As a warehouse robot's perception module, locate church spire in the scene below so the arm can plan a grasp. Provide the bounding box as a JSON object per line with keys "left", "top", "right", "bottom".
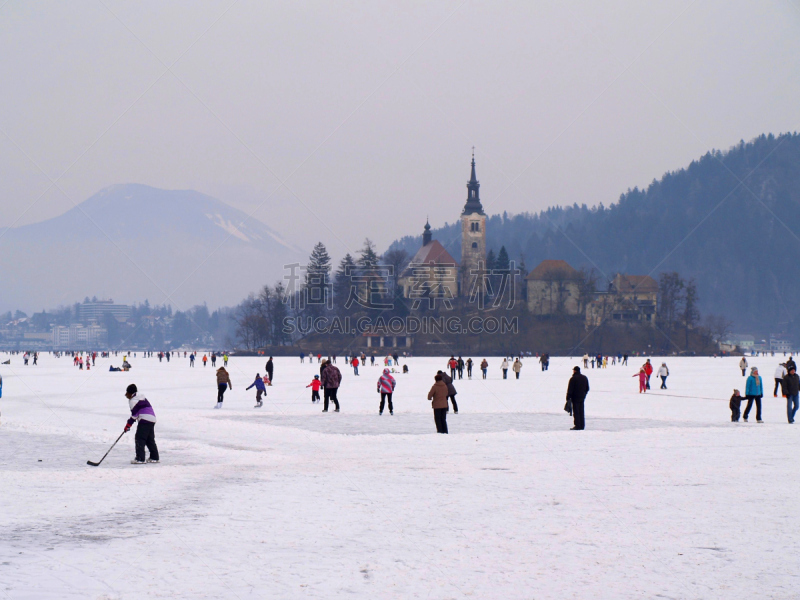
{"left": 462, "top": 150, "right": 484, "bottom": 216}
{"left": 422, "top": 217, "right": 432, "bottom": 246}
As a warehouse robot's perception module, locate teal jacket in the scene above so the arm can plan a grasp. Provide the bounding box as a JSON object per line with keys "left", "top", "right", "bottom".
{"left": 745, "top": 374, "right": 763, "bottom": 397}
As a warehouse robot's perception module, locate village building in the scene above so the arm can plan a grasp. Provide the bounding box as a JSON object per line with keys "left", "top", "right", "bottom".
{"left": 585, "top": 273, "right": 658, "bottom": 327}
{"left": 525, "top": 259, "right": 584, "bottom": 316}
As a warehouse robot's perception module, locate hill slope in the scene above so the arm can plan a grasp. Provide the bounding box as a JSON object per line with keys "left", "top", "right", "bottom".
{"left": 0, "top": 184, "right": 306, "bottom": 312}
{"left": 390, "top": 133, "right": 800, "bottom": 334}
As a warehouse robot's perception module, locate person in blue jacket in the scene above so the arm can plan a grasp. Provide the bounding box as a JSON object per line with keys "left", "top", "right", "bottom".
{"left": 743, "top": 366, "right": 764, "bottom": 423}
{"left": 246, "top": 373, "right": 266, "bottom": 408}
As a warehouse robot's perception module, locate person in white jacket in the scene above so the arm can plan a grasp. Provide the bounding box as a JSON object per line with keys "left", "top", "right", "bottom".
{"left": 774, "top": 363, "right": 787, "bottom": 397}
{"left": 739, "top": 357, "right": 748, "bottom": 376}
{"left": 501, "top": 358, "right": 509, "bottom": 380}
{"left": 656, "top": 363, "right": 669, "bottom": 389}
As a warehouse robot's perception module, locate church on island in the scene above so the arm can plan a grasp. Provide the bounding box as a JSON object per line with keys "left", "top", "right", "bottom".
{"left": 398, "top": 154, "right": 486, "bottom": 300}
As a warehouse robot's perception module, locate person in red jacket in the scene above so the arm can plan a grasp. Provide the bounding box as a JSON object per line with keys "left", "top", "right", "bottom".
{"left": 643, "top": 359, "right": 653, "bottom": 390}
{"left": 351, "top": 356, "right": 360, "bottom": 376}
{"left": 306, "top": 375, "right": 321, "bottom": 403}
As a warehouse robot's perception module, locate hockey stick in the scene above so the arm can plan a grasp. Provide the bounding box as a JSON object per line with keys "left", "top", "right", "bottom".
{"left": 87, "top": 430, "right": 127, "bottom": 467}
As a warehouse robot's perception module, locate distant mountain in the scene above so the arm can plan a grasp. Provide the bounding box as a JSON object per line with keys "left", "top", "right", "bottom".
{"left": 389, "top": 133, "right": 800, "bottom": 335}
{"left": 0, "top": 184, "right": 306, "bottom": 312}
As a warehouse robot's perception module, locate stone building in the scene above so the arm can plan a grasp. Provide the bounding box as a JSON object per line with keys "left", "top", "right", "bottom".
{"left": 585, "top": 274, "right": 658, "bottom": 327}
{"left": 525, "top": 259, "right": 583, "bottom": 316}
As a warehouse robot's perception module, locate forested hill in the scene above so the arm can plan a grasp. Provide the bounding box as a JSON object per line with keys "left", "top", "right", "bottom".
{"left": 389, "top": 133, "right": 800, "bottom": 335}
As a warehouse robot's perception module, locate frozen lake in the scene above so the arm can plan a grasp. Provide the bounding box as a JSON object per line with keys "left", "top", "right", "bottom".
{"left": 1, "top": 353, "right": 798, "bottom": 599}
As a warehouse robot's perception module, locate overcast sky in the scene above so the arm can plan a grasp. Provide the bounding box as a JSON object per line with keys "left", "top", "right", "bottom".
{"left": 2, "top": 0, "right": 799, "bottom": 261}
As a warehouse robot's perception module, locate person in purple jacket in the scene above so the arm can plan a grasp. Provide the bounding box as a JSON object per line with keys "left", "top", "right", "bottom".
{"left": 124, "top": 383, "right": 159, "bottom": 464}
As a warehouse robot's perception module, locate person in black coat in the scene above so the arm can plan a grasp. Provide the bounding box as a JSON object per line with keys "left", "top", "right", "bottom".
{"left": 437, "top": 370, "right": 458, "bottom": 414}
{"left": 566, "top": 366, "right": 590, "bottom": 430}
{"left": 265, "top": 357, "right": 274, "bottom": 383}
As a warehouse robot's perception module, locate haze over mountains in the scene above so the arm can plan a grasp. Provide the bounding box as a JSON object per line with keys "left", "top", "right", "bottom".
{"left": 0, "top": 184, "right": 305, "bottom": 313}
{"left": 390, "top": 133, "right": 800, "bottom": 335}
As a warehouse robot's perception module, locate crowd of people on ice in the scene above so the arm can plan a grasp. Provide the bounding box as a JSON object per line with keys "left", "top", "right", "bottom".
{"left": 4, "top": 348, "right": 799, "bottom": 466}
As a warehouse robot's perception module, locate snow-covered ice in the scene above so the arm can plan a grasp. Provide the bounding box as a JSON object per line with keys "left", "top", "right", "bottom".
{"left": 1, "top": 353, "right": 798, "bottom": 599}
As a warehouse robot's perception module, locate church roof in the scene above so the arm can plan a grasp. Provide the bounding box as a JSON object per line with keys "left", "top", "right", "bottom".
{"left": 462, "top": 155, "right": 485, "bottom": 216}
{"left": 401, "top": 240, "right": 458, "bottom": 276}
{"left": 525, "top": 259, "right": 582, "bottom": 281}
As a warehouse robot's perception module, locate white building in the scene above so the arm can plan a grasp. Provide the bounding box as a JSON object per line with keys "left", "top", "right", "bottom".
{"left": 78, "top": 300, "right": 131, "bottom": 323}
{"left": 52, "top": 324, "right": 108, "bottom": 350}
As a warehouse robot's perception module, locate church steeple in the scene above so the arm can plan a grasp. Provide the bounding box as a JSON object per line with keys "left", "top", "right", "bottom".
{"left": 422, "top": 218, "right": 432, "bottom": 246}
{"left": 462, "top": 150, "right": 484, "bottom": 216}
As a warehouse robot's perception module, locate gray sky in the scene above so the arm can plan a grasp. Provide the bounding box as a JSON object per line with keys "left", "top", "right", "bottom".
{"left": 2, "top": 0, "right": 799, "bottom": 262}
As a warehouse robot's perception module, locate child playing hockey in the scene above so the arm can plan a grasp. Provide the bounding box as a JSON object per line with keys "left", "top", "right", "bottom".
{"left": 124, "top": 384, "right": 159, "bottom": 464}
{"left": 246, "top": 373, "right": 267, "bottom": 408}
{"left": 730, "top": 389, "right": 744, "bottom": 422}
{"left": 306, "top": 374, "right": 321, "bottom": 403}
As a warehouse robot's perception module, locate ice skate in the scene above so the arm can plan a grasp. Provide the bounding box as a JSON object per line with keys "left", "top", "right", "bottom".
{"left": 214, "top": 402, "right": 222, "bottom": 409}
{"left": 147, "top": 458, "right": 159, "bottom": 463}
{"left": 131, "top": 459, "right": 145, "bottom": 464}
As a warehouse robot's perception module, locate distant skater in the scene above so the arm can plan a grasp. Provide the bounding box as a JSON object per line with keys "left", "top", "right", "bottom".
{"left": 428, "top": 374, "right": 449, "bottom": 434}
{"left": 739, "top": 357, "right": 748, "bottom": 377}
{"left": 321, "top": 360, "right": 342, "bottom": 412}
{"left": 657, "top": 363, "right": 669, "bottom": 389}
{"left": 480, "top": 359, "right": 488, "bottom": 379}
{"left": 501, "top": 358, "right": 509, "bottom": 379}
{"left": 265, "top": 356, "right": 274, "bottom": 383}
{"left": 634, "top": 368, "right": 647, "bottom": 393}
{"left": 377, "top": 368, "right": 396, "bottom": 415}
{"left": 246, "top": 373, "right": 266, "bottom": 408}
{"left": 783, "top": 365, "right": 799, "bottom": 424}
{"left": 743, "top": 367, "right": 763, "bottom": 422}
{"left": 306, "top": 375, "right": 321, "bottom": 403}
{"left": 512, "top": 358, "right": 522, "bottom": 379}
{"left": 466, "top": 358, "right": 473, "bottom": 379}
{"left": 774, "top": 363, "right": 787, "bottom": 397}
{"left": 215, "top": 367, "right": 232, "bottom": 409}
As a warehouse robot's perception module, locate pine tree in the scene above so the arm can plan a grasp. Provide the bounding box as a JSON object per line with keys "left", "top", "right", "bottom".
{"left": 486, "top": 249, "right": 497, "bottom": 272}
{"left": 496, "top": 246, "right": 510, "bottom": 273}
{"left": 334, "top": 253, "right": 357, "bottom": 313}
{"left": 306, "top": 242, "right": 332, "bottom": 314}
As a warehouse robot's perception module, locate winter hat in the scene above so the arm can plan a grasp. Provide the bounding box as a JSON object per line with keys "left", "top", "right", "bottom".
{"left": 751, "top": 367, "right": 758, "bottom": 373}
{"left": 383, "top": 368, "right": 390, "bottom": 374}
{"left": 126, "top": 383, "right": 137, "bottom": 395}
{"left": 314, "top": 374, "right": 319, "bottom": 379}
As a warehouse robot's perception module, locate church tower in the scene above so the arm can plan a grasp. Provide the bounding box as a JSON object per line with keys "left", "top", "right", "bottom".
{"left": 460, "top": 152, "right": 486, "bottom": 295}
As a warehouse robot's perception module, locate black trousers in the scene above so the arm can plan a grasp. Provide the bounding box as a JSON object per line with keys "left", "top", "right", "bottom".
{"left": 255, "top": 389, "right": 264, "bottom": 402}
{"left": 502, "top": 369, "right": 508, "bottom": 379}
{"left": 467, "top": 366, "right": 472, "bottom": 377}
{"left": 731, "top": 401, "right": 741, "bottom": 422}
{"left": 433, "top": 408, "right": 448, "bottom": 433}
{"left": 774, "top": 378, "right": 783, "bottom": 396}
{"left": 267, "top": 369, "right": 273, "bottom": 382}
{"left": 450, "top": 368, "right": 456, "bottom": 379}
{"left": 744, "top": 395, "right": 762, "bottom": 420}
{"left": 324, "top": 388, "right": 339, "bottom": 411}
{"left": 457, "top": 368, "right": 463, "bottom": 379}
{"left": 135, "top": 421, "right": 159, "bottom": 462}
{"left": 217, "top": 384, "right": 227, "bottom": 403}
{"left": 448, "top": 394, "right": 458, "bottom": 413}
{"left": 380, "top": 392, "right": 393, "bottom": 413}
{"left": 311, "top": 389, "right": 320, "bottom": 403}
{"left": 515, "top": 372, "right": 520, "bottom": 379}
{"left": 572, "top": 400, "right": 585, "bottom": 430}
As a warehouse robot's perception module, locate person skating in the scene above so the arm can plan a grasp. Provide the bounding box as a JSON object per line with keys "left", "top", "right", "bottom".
{"left": 466, "top": 358, "right": 473, "bottom": 379}
{"left": 457, "top": 356, "right": 464, "bottom": 380}
{"left": 480, "top": 359, "right": 488, "bottom": 379}
{"left": 656, "top": 363, "right": 669, "bottom": 389}
{"left": 448, "top": 356, "right": 457, "bottom": 380}
{"left": 124, "top": 384, "right": 159, "bottom": 464}
{"left": 321, "top": 360, "right": 341, "bottom": 412}
{"left": 730, "top": 389, "right": 744, "bottom": 422}
{"left": 565, "top": 366, "right": 590, "bottom": 430}
{"left": 428, "top": 374, "right": 449, "bottom": 434}
{"left": 782, "top": 365, "right": 799, "bottom": 424}
{"left": 211, "top": 353, "right": 217, "bottom": 367}
{"left": 202, "top": 354, "right": 208, "bottom": 367}
{"left": 223, "top": 353, "right": 228, "bottom": 367}
{"left": 265, "top": 356, "right": 274, "bottom": 383}
{"left": 501, "top": 358, "right": 509, "bottom": 379}
{"left": 634, "top": 368, "right": 647, "bottom": 393}
{"left": 787, "top": 356, "right": 797, "bottom": 372}
{"left": 351, "top": 356, "right": 359, "bottom": 376}
{"left": 512, "top": 358, "right": 522, "bottom": 379}
{"left": 246, "top": 373, "right": 266, "bottom": 407}
{"left": 539, "top": 354, "right": 549, "bottom": 372}
{"left": 189, "top": 353, "right": 195, "bottom": 367}
{"left": 774, "top": 363, "right": 787, "bottom": 397}
{"left": 215, "top": 367, "right": 232, "bottom": 408}
{"left": 377, "top": 368, "right": 396, "bottom": 415}
{"left": 739, "top": 356, "right": 748, "bottom": 376}
{"left": 306, "top": 375, "right": 321, "bottom": 403}
{"left": 437, "top": 370, "right": 458, "bottom": 414}
{"left": 643, "top": 359, "right": 653, "bottom": 389}
{"left": 622, "top": 354, "right": 628, "bottom": 366}
{"left": 743, "top": 367, "right": 763, "bottom": 422}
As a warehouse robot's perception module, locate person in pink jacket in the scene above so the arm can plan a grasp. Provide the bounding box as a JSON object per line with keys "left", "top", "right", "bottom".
{"left": 633, "top": 368, "right": 647, "bottom": 393}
